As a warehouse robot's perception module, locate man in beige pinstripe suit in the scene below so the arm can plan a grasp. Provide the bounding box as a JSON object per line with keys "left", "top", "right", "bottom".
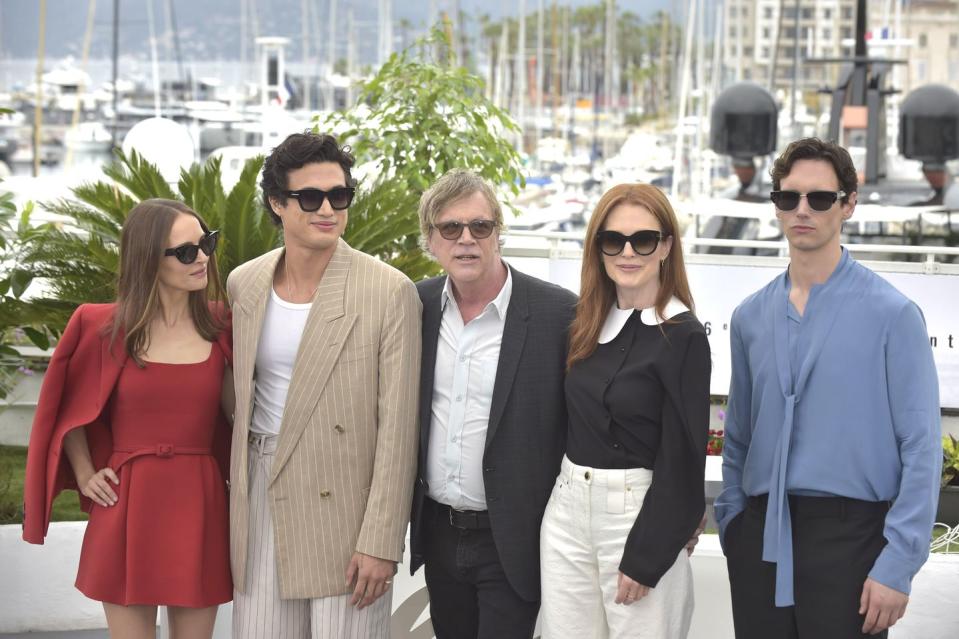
{"left": 226, "top": 132, "right": 421, "bottom": 638}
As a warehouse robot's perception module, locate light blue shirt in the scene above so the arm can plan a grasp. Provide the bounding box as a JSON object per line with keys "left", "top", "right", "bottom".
{"left": 715, "top": 249, "right": 941, "bottom": 606}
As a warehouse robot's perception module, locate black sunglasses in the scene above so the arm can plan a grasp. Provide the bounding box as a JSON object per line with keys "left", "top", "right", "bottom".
{"left": 770, "top": 190, "right": 847, "bottom": 212}
{"left": 595, "top": 230, "right": 668, "bottom": 256}
{"left": 285, "top": 187, "right": 355, "bottom": 212}
{"left": 433, "top": 219, "right": 497, "bottom": 240}
{"left": 164, "top": 230, "right": 219, "bottom": 265}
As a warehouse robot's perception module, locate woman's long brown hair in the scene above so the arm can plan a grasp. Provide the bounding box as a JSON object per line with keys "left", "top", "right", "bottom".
{"left": 111, "top": 199, "right": 226, "bottom": 366}
{"left": 566, "top": 183, "right": 694, "bottom": 370}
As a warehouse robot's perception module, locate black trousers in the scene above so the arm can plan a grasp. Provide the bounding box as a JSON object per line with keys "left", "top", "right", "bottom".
{"left": 725, "top": 493, "right": 890, "bottom": 639}
{"left": 422, "top": 498, "right": 539, "bottom": 639}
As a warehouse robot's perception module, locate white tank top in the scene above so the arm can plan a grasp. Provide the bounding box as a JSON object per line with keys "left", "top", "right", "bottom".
{"left": 249, "top": 288, "right": 312, "bottom": 436}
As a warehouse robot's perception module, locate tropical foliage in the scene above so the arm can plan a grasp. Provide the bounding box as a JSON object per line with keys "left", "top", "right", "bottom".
{"left": 321, "top": 29, "right": 525, "bottom": 282}
{"left": 0, "top": 191, "right": 35, "bottom": 399}
{"left": 12, "top": 150, "right": 278, "bottom": 337}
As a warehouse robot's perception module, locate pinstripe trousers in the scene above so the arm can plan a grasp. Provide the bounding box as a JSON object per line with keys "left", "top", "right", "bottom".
{"left": 232, "top": 434, "right": 392, "bottom": 639}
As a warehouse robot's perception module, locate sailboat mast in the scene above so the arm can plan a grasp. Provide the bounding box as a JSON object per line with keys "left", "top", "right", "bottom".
{"left": 671, "top": 0, "right": 696, "bottom": 199}
{"left": 347, "top": 6, "right": 355, "bottom": 107}
{"left": 535, "top": 0, "right": 544, "bottom": 144}
{"left": 302, "top": 0, "right": 311, "bottom": 111}
{"left": 111, "top": 0, "right": 119, "bottom": 150}
{"left": 379, "top": 0, "right": 393, "bottom": 66}
{"left": 33, "top": 0, "right": 47, "bottom": 177}
{"left": 65, "top": 0, "right": 97, "bottom": 169}
{"left": 326, "top": 0, "right": 336, "bottom": 110}
{"left": 516, "top": 0, "right": 526, "bottom": 148}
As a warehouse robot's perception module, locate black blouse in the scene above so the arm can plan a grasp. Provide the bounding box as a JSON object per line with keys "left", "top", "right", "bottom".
{"left": 565, "top": 309, "right": 711, "bottom": 587}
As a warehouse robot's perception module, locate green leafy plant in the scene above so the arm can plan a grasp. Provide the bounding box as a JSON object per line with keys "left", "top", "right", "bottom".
{"left": 0, "top": 191, "right": 40, "bottom": 399}
{"left": 15, "top": 149, "right": 279, "bottom": 336}
{"left": 320, "top": 29, "right": 525, "bottom": 281}
{"left": 943, "top": 435, "right": 959, "bottom": 488}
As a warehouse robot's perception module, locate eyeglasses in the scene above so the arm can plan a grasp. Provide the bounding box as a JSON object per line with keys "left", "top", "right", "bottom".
{"left": 164, "top": 230, "right": 219, "bottom": 265}
{"left": 432, "top": 219, "right": 497, "bottom": 240}
{"left": 770, "top": 190, "right": 847, "bottom": 212}
{"left": 595, "top": 230, "right": 669, "bottom": 256}
{"left": 285, "top": 187, "right": 355, "bottom": 212}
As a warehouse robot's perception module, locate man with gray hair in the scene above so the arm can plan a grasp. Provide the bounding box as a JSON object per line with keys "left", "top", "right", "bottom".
{"left": 408, "top": 168, "right": 578, "bottom": 638}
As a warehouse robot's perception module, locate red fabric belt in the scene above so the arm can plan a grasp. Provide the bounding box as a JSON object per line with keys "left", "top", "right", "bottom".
{"left": 111, "top": 444, "right": 212, "bottom": 469}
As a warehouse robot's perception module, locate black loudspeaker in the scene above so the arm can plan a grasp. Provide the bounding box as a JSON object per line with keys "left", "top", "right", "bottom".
{"left": 899, "top": 84, "right": 959, "bottom": 163}
{"left": 710, "top": 83, "right": 778, "bottom": 159}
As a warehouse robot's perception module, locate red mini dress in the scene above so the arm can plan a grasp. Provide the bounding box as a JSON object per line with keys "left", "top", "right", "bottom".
{"left": 75, "top": 342, "right": 232, "bottom": 607}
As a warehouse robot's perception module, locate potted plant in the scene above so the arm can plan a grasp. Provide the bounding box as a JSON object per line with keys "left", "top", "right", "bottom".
{"left": 937, "top": 435, "right": 959, "bottom": 526}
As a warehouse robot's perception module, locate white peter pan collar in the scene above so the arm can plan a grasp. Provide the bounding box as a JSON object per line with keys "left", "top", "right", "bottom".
{"left": 598, "top": 297, "right": 691, "bottom": 344}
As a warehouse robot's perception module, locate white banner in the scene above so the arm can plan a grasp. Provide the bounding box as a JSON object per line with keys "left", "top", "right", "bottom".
{"left": 512, "top": 254, "right": 959, "bottom": 409}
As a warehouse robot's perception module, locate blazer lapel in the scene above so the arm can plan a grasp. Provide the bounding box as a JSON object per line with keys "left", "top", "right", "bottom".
{"left": 418, "top": 278, "right": 445, "bottom": 463}
{"left": 270, "top": 240, "right": 357, "bottom": 482}
{"left": 485, "top": 268, "right": 529, "bottom": 452}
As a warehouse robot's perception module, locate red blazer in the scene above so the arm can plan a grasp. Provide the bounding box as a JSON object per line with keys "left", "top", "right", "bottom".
{"left": 22, "top": 303, "right": 232, "bottom": 544}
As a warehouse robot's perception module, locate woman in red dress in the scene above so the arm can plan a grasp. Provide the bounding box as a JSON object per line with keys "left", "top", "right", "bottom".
{"left": 23, "top": 199, "right": 233, "bottom": 638}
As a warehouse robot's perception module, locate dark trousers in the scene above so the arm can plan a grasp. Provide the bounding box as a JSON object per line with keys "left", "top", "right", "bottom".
{"left": 422, "top": 498, "right": 539, "bottom": 639}
{"left": 725, "top": 493, "right": 890, "bottom": 639}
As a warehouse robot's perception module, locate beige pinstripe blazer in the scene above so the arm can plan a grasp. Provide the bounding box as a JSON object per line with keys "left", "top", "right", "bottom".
{"left": 226, "top": 239, "right": 422, "bottom": 599}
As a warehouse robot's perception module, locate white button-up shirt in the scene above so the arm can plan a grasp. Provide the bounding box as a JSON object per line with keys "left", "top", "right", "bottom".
{"left": 425, "top": 268, "right": 513, "bottom": 511}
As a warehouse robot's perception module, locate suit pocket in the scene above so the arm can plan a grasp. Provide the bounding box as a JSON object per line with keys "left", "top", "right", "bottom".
{"left": 340, "top": 342, "right": 376, "bottom": 363}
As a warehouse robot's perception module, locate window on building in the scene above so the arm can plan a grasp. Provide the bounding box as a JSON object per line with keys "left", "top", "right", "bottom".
{"left": 823, "top": 28, "right": 832, "bottom": 40}
{"left": 763, "top": 27, "right": 772, "bottom": 39}
{"left": 744, "top": 68, "right": 753, "bottom": 80}
{"left": 802, "top": 8, "right": 814, "bottom": 19}
{"left": 841, "top": 6, "right": 853, "bottom": 20}
{"left": 784, "top": 7, "right": 796, "bottom": 19}
{"left": 730, "top": 26, "right": 738, "bottom": 38}
{"left": 729, "top": 6, "right": 737, "bottom": 18}
{"left": 764, "top": 7, "right": 774, "bottom": 19}
{"left": 744, "top": 46, "right": 754, "bottom": 56}
{"left": 823, "top": 8, "right": 832, "bottom": 20}
{"left": 761, "top": 46, "right": 770, "bottom": 58}
{"left": 801, "top": 26, "right": 811, "bottom": 39}
{"left": 950, "top": 33, "right": 958, "bottom": 48}
{"left": 842, "top": 27, "right": 852, "bottom": 40}
{"left": 916, "top": 60, "right": 927, "bottom": 82}
{"left": 785, "top": 26, "right": 797, "bottom": 39}
{"left": 919, "top": 33, "right": 928, "bottom": 48}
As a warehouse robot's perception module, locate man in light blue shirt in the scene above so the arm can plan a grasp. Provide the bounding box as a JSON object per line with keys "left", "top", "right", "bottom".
{"left": 715, "top": 138, "right": 941, "bottom": 638}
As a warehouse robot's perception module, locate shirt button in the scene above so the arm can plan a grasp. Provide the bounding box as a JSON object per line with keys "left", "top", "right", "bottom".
{"left": 456, "top": 395, "right": 463, "bottom": 402}
{"left": 451, "top": 436, "right": 458, "bottom": 443}
{"left": 612, "top": 443, "right": 621, "bottom": 449}
{"left": 620, "top": 347, "right": 626, "bottom": 352}
{"left": 460, "top": 355, "right": 467, "bottom": 362}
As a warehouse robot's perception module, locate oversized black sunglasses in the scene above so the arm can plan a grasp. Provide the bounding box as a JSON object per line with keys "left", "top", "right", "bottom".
{"left": 433, "top": 219, "right": 497, "bottom": 240}
{"left": 164, "top": 230, "right": 219, "bottom": 265}
{"left": 595, "top": 230, "right": 669, "bottom": 256}
{"left": 285, "top": 187, "right": 355, "bottom": 212}
{"left": 770, "top": 190, "right": 847, "bottom": 212}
